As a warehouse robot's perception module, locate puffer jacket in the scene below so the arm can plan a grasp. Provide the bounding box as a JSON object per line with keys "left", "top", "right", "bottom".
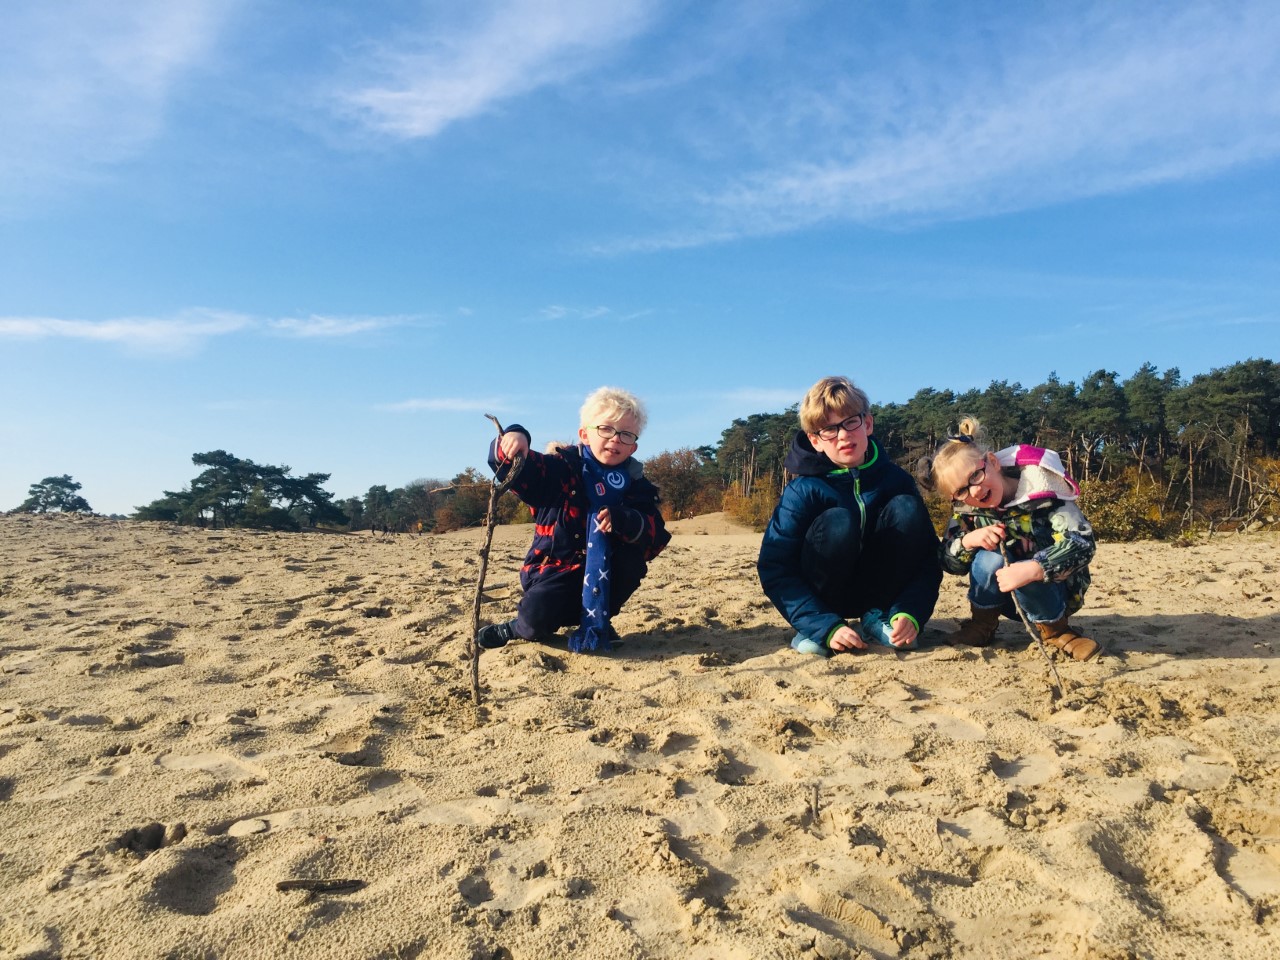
{"left": 758, "top": 433, "right": 940, "bottom": 643}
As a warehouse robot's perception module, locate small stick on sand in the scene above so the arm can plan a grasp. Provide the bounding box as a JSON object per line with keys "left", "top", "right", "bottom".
{"left": 276, "top": 878, "right": 365, "bottom": 897}
{"left": 468, "top": 414, "right": 524, "bottom": 706}
{"left": 999, "top": 541, "right": 1063, "bottom": 701}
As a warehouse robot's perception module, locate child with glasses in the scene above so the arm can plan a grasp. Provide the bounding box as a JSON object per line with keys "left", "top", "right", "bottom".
{"left": 926, "top": 417, "right": 1099, "bottom": 661}
{"left": 758, "top": 375, "right": 941, "bottom": 656}
{"left": 475, "top": 386, "right": 671, "bottom": 650}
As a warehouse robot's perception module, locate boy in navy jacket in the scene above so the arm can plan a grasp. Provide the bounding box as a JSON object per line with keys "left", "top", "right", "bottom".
{"left": 476, "top": 386, "right": 670, "bottom": 649}
{"left": 758, "top": 376, "right": 940, "bottom": 655}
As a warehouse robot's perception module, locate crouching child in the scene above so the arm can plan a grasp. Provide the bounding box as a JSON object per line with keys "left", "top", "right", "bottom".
{"left": 476, "top": 386, "right": 671, "bottom": 652}
{"left": 758, "top": 375, "right": 941, "bottom": 656}
{"left": 928, "top": 417, "right": 1100, "bottom": 661}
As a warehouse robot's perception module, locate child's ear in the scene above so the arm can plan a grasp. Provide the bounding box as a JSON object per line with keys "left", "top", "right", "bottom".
{"left": 577, "top": 426, "right": 590, "bottom": 444}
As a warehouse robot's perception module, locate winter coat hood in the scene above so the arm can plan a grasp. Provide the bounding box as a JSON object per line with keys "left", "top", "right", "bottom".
{"left": 784, "top": 431, "right": 885, "bottom": 479}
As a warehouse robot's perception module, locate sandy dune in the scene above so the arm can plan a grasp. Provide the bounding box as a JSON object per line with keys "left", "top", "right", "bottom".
{"left": 1, "top": 512, "right": 1278, "bottom": 959}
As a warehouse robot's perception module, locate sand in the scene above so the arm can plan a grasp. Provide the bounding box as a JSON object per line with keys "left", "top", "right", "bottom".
{"left": 1, "top": 511, "right": 1278, "bottom": 959}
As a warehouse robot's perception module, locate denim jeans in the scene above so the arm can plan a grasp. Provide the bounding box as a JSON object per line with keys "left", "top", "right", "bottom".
{"left": 968, "top": 548, "right": 1066, "bottom": 625}
{"left": 801, "top": 500, "right": 936, "bottom": 624}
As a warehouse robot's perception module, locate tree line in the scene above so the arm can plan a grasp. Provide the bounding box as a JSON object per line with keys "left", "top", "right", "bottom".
{"left": 699, "top": 358, "right": 1280, "bottom": 536}
{"left": 132, "top": 450, "right": 348, "bottom": 531}
{"left": 12, "top": 358, "right": 1278, "bottom": 540}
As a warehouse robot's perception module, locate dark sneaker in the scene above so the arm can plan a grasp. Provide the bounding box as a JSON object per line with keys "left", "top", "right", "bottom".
{"left": 476, "top": 620, "right": 517, "bottom": 649}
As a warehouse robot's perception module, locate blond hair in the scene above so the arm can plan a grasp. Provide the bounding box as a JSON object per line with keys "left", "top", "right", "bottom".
{"left": 580, "top": 386, "right": 648, "bottom": 434}
{"left": 929, "top": 417, "right": 992, "bottom": 496}
{"left": 799, "top": 376, "right": 871, "bottom": 434}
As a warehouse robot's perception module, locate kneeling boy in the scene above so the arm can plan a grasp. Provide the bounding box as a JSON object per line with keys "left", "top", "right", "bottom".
{"left": 477, "top": 386, "right": 671, "bottom": 650}
{"left": 758, "top": 375, "right": 941, "bottom": 654}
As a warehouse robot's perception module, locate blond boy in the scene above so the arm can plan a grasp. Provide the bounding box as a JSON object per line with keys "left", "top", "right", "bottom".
{"left": 477, "top": 387, "right": 671, "bottom": 649}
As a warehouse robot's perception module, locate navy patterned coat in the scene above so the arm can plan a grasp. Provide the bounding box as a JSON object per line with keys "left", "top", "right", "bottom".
{"left": 489, "top": 426, "right": 671, "bottom": 590}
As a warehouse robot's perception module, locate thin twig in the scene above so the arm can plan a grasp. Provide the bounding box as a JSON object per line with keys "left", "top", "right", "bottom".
{"left": 468, "top": 414, "right": 524, "bottom": 706}
{"left": 999, "top": 541, "right": 1063, "bottom": 701}
{"left": 428, "top": 480, "right": 491, "bottom": 495}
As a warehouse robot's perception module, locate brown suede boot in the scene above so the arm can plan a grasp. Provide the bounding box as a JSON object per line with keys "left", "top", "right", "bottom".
{"left": 1036, "top": 617, "right": 1100, "bottom": 661}
{"left": 950, "top": 604, "right": 1002, "bottom": 647}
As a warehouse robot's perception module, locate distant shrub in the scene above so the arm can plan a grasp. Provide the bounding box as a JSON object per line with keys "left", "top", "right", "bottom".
{"left": 922, "top": 492, "right": 952, "bottom": 537}
{"left": 1078, "top": 472, "right": 1173, "bottom": 541}
{"left": 722, "top": 476, "right": 780, "bottom": 531}
{"left": 498, "top": 494, "right": 533, "bottom": 524}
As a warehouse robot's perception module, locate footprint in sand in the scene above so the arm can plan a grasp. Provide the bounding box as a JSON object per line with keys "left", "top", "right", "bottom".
{"left": 991, "top": 753, "right": 1060, "bottom": 787}
{"left": 787, "top": 877, "right": 906, "bottom": 955}
{"left": 44, "top": 821, "right": 187, "bottom": 893}
{"left": 31, "top": 762, "right": 131, "bottom": 801}
{"left": 226, "top": 772, "right": 426, "bottom": 837}
{"left": 903, "top": 706, "right": 988, "bottom": 742}
{"left": 157, "top": 751, "right": 266, "bottom": 782}
{"left": 313, "top": 728, "right": 383, "bottom": 767}
{"left": 657, "top": 731, "right": 700, "bottom": 756}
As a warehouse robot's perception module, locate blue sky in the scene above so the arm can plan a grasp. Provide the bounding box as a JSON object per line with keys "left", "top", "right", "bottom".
{"left": 2, "top": 0, "right": 1277, "bottom": 516}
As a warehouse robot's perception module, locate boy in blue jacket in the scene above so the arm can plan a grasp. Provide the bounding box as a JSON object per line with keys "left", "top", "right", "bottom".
{"left": 758, "top": 376, "right": 941, "bottom": 655}
{"left": 476, "top": 386, "right": 671, "bottom": 650}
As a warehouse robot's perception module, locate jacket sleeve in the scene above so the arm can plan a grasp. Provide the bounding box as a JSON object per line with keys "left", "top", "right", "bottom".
{"left": 487, "top": 426, "right": 572, "bottom": 509}
{"left": 756, "top": 481, "right": 845, "bottom": 643}
{"left": 940, "top": 514, "right": 975, "bottom": 575}
{"left": 1034, "top": 501, "right": 1096, "bottom": 581}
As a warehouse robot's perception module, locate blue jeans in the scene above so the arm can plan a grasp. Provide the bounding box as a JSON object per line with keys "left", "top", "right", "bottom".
{"left": 801, "top": 500, "right": 936, "bottom": 623}
{"left": 968, "top": 548, "right": 1066, "bottom": 625}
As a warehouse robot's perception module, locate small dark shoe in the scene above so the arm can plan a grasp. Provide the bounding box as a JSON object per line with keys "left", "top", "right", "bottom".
{"left": 476, "top": 620, "right": 517, "bottom": 649}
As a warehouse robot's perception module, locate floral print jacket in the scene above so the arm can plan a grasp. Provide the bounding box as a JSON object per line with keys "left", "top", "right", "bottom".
{"left": 940, "top": 444, "right": 1094, "bottom": 614}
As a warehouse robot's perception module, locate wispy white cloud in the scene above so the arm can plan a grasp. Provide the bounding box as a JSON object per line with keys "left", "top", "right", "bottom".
{"left": 267, "top": 314, "right": 421, "bottom": 338}
{"left": 611, "top": 1, "right": 1280, "bottom": 249}
{"left": 0, "top": 308, "right": 417, "bottom": 354}
{"left": 0, "top": 0, "right": 238, "bottom": 206}
{"left": 376, "top": 397, "right": 506, "bottom": 414}
{"left": 334, "top": 0, "right": 660, "bottom": 138}
{"left": 525, "top": 304, "right": 623, "bottom": 324}
{"left": 0, "top": 309, "right": 251, "bottom": 355}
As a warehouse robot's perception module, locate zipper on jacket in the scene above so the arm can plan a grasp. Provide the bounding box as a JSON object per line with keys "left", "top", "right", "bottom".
{"left": 853, "top": 474, "right": 866, "bottom": 540}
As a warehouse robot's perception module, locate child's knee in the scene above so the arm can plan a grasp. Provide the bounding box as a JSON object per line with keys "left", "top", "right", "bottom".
{"left": 970, "top": 548, "right": 1004, "bottom": 577}
{"left": 805, "top": 508, "right": 858, "bottom": 554}
{"left": 879, "top": 494, "right": 932, "bottom": 532}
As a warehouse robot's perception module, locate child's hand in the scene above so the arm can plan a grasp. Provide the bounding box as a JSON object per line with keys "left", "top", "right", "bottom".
{"left": 828, "top": 624, "right": 868, "bottom": 652}
{"left": 995, "top": 560, "right": 1045, "bottom": 592}
{"left": 888, "top": 616, "right": 918, "bottom": 648}
{"left": 961, "top": 523, "right": 1005, "bottom": 552}
{"left": 595, "top": 507, "right": 614, "bottom": 534}
{"left": 498, "top": 431, "right": 529, "bottom": 462}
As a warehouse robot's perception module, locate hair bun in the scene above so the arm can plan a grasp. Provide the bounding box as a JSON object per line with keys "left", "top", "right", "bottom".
{"left": 914, "top": 456, "right": 936, "bottom": 486}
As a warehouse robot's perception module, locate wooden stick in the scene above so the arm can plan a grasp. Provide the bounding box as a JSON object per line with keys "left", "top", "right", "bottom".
{"left": 468, "top": 414, "right": 524, "bottom": 706}
{"left": 999, "top": 541, "right": 1063, "bottom": 701}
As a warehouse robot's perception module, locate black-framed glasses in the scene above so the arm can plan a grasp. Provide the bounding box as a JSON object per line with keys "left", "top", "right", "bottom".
{"left": 814, "top": 413, "right": 866, "bottom": 441}
{"left": 953, "top": 462, "right": 987, "bottom": 500}
{"left": 592, "top": 424, "right": 639, "bottom": 445}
